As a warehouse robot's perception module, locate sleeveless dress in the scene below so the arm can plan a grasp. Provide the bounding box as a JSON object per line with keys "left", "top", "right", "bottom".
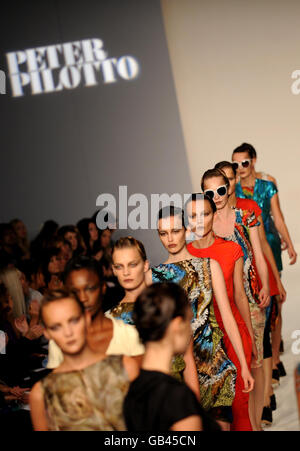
{"left": 236, "top": 179, "right": 282, "bottom": 272}
{"left": 41, "top": 355, "right": 129, "bottom": 431}
{"left": 187, "top": 239, "right": 252, "bottom": 431}
{"left": 220, "top": 208, "right": 265, "bottom": 368}
{"left": 108, "top": 303, "right": 186, "bottom": 380}
{"left": 152, "top": 257, "right": 236, "bottom": 423}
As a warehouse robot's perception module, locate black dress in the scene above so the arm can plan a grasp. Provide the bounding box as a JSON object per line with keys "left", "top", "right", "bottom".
{"left": 124, "top": 369, "right": 219, "bottom": 431}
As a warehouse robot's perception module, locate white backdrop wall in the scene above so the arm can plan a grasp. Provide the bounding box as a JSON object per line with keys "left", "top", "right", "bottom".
{"left": 161, "top": 0, "right": 300, "bottom": 250}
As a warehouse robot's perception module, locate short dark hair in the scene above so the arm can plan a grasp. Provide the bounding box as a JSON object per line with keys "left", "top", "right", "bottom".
{"left": 133, "top": 283, "right": 189, "bottom": 344}
{"left": 232, "top": 142, "right": 256, "bottom": 159}
{"left": 201, "top": 168, "right": 230, "bottom": 192}
{"left": 39, "top": 288, "right": 84, "bottom": 326}
{"left": 63, "top": 255, "right": 103, "bottom": 283}
{"left": 157, "top": 205, "right": 186, "bottom": 230}
{"left": 214, "top": 160, "right": 237, "bottom": 176}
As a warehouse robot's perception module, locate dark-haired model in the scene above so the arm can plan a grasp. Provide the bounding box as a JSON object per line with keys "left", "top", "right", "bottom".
{"left": 150, "top": 207, "right": 253, "bottom": 431}
{"left": 124, "top": 283, "right": 219, "bottom": 431}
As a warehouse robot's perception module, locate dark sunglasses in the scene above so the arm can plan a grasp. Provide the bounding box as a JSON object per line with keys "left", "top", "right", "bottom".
{"left": 232, "top": 159, "right": 251, "bottom": 171}
{"left": 204, "top": 185, "right": 227, "bottom": 200}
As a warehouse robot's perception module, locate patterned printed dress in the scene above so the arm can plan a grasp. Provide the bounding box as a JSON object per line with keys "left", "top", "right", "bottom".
{"left": 236, "top": 178, "right": 282, "bottom": 272}
{"left": 41, "top": 355, "right": 129, "bottom": 431}
{"left": 152, "top": 257, "right": 237, "bottom": 423}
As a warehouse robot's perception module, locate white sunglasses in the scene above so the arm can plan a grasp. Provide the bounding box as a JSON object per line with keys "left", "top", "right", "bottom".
{"left": 232, "top": 159, "right": 251, "bottom": 170}
{"left": 204, "top": 185, "right": 228, "bottom": 200}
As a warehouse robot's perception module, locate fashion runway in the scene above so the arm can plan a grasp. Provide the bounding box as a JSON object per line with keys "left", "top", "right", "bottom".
{"left": 265, "top": 248, "right": 300, "bottom": 431}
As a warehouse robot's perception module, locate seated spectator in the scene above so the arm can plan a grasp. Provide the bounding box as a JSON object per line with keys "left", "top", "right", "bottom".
{"left": 30, "top": 220, "right": 59, "bottom": 262}
{"left": 0, "top": 223, "right": 23, "bottom": 267}
{"left": 57, "top": 225, "right": 85, "bottom": 257}
{"left": 10, "top": 219, "right": 30, "bottom": 261}
{"left": 40, "top": 248, "right": 63, "bottom": 291}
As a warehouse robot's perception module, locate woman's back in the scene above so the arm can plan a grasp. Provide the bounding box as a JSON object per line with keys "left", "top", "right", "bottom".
{"left": 124, "top": 369, "right": 216, "bottom": 431}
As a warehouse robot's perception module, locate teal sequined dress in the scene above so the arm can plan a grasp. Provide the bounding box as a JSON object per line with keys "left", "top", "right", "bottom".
{"left": 152, "top": 258, "right": 236, "bottom": 423}
{"left": 236, "top": 178, "right": 282, "bottom": 272}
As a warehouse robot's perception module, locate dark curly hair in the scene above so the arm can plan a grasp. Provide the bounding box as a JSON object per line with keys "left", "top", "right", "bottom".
{"left": 133, "top": 283, "right": 189, "bottom": 344}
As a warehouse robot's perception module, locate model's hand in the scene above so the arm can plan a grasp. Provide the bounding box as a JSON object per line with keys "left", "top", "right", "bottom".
{"left": 281, "top": 238, "right": 288, "bottom": 251}
{"left": 241, "top": 366, "right": 255, "bottom": 393}
{"left": 287, "top": 246, "right": 297, "bottom": 265}
{"left": 258, "top": 287, "right": 270, "bottom": 308}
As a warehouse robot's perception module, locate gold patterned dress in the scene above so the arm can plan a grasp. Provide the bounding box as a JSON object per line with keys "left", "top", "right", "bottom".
{"left": 41, "top": 355, "right": 129, "bottom": 431}
{"left": 152, "top": 257, "right": 237, "bottom": 423}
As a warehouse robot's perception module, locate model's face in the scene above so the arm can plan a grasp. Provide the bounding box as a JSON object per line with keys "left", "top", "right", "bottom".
{"left": 221, "top": 167, "right": 237, "bottom": 196}
{"left": 112, "top": 247, "right": 148, "bottom": 291}
{"left": 65, "top": 232, "right": 78, "bottom": 251}
{"left": 100, "top": 229, "right": 111, "bottom": 249}
{"left": 157, "top": 215, "right": 186, "bottom": 255}
{"left": 88, "top": 223, "right": 99, "bottom": 242}
{"left": 232, "top": 151, "right": 253, "bottom": 179}
{"left": 14, "top": 221, "right": 27, "bottom": 239}
{"left": 48, "top": 255, "right": 61, "bottom": 275}
{"left": 186, "top": 199, "right": 214, "bottom": 239}
{"left": 43, "top": 298, "right": 86, "bottom": 356}
{"left": 203, "top": 176, "right": 229, "bottom": 210}
{"left": 65, "top": 269, "right": 101, "bottom": 315}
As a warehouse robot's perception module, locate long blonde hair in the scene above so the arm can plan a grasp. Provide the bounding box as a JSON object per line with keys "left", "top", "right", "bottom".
{"left": 0, "top": 267, "right": 26, "bottom": 318}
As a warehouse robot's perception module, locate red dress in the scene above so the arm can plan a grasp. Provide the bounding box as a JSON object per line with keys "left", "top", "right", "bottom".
{"left": 187, "top": 238, "right": 253, "bottom": 431}
{"left": 236, "top": 197, "right": 279, "bottom": 296}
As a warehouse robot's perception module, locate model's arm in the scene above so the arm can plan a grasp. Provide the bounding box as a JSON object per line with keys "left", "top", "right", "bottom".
{"left": 183, "top": 339, "right": 201, "bottom": 402}
{"left": 210, "top": 259, "right": 254, "bottom": 393}
{"left": 248, "top": 226, "right": 270, "bottom": 307}
{"left": 123, "top": 355, "right": 140, "bottom": 382}
{"left": 257, "top": 215, "right": 286, "bottom": 302}
{"left": 29, "top": 381, "right": 48, "bottom": 431}
{"left": 271, "top": 193, "right": 297, "bottom": 265}
{"left": 233, "top": 257, "right": 258, "bottom": 362}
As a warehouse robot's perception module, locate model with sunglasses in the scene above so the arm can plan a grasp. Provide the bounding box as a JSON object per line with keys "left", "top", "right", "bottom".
{"left": 185, "top": 193, "right": 255, "bottom": 431}
{"left": 214, "top": 161, "right": 287, "bottom": 426}
{"left": 232, "top": 144, "right": 297, "bottom": 386}
{"left": 202, "top": 168, "right": 270, "bottom": 431}
{"left": 149, "top": 206, "right": 254, "bottom": 431}
{"left": 109, "top": 236, "right": 200, "bottom": 400}
{"left": 232, "top": 143, "right": 297, "bottom": 269}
